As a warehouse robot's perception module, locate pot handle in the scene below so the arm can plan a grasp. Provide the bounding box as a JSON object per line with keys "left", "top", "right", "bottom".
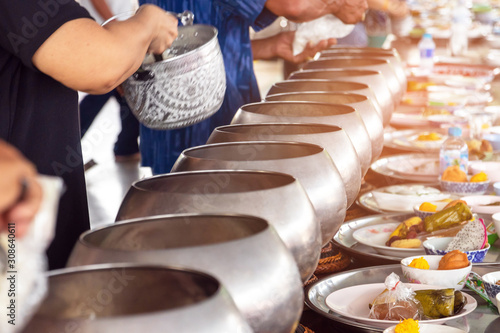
{"left": 176, "top": 10, "right": 194, "bottom": 26}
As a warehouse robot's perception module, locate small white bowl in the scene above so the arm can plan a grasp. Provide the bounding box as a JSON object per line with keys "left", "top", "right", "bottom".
{"left": 494, "top": 182, "right": 500, "bottom": 196}
{"left": 372, "top": 185, "right": 450, "bottom": 212}
{"left": 439, "top": 178, "right": 490, "bottom": 197}
{"left": 412, "top": 201, "right": 449, "bottom": 219}
{"left": 493, "top": 212, "right": 500, "bottom": 238}
{"left": 482, "top": 271, "right": 500, "bottom": 304}
{"left": 401, "top": 255, "right": 472, "bottom": 290}
{"left": 468, "top": 161, "right": 500, "bottom": 183}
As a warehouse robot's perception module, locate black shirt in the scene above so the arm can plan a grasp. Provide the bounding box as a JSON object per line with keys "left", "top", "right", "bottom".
{"left": 0, "top": 0, "right": 92, "bottom": 269}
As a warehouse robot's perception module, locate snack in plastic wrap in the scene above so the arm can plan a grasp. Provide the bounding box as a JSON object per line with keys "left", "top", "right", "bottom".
{"left": 292, "top": 14, "right": 355, "bottom": 55}
{"left": 369, "top": 273, "right": 424, "bottom": 321}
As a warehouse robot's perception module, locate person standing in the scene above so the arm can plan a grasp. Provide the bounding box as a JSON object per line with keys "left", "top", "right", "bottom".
{"left": 139, "top": 0, "right": 368, "bottom": 174}
{"left": 78, "top": 0, "right": 142, "bottom": 162}
{"left": 0, "top": 1, "right": 178, "bottom": 269}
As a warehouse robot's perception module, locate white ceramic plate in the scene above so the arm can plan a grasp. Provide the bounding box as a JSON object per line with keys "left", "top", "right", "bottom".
{"left": 371, "top": 185, "right": 450, "bottom": 212}
{"left": 384, "top": 129, "right": 446, "bottom": 152}
{"left": 384, "top": 323, "right": 467, "bottom": 333}
{"left": 386, "top": 156, "right": 440, "bottom": 177}
{"left": 371, "top": 153, "right": 440, "bottom": 183}
{"left": 352, "top": 222, "right": 425, "bottom": 258}
{"left": 325, "top": 283, "right": 477, "bottom": 329}
{"left": 461, "top": 195, "right": 500, "bottom": 214}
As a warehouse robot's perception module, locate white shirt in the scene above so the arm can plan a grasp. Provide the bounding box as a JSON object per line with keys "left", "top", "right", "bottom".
{"left": 78, "top": 0, "right": 138, "bottom": 24}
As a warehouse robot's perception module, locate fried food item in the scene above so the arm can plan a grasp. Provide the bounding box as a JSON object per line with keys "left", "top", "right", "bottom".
{"left": 386, "top": 217, "right": 424, "bottom": 247}
{"left": 438, "top": 250, "right": 470, "bottom": 270}
{"left": 441, "top": 165, "right": 467, "bottom": 182}
{"left": 391, "top": 239, "right": 422, "bottom": 248}
{"left": 443, "top": 199, "right": 467, "bottom": 209}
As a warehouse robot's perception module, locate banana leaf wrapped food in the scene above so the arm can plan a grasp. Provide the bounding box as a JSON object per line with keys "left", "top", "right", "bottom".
{"left": 414, "top": 289, "right": 467, "bottom": 319}
{"left": 424, "top": 202, "right": 472, "bottom": 233}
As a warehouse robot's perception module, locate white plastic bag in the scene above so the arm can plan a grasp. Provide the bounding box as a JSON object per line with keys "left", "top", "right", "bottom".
{"left": 292, "top": 14, "right": 355, "bottom": 55}
{"left": 0, "top": 176, "right": 63, "bottom": 333}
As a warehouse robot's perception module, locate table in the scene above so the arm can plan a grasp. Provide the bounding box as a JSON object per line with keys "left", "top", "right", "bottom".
{"left": 298, "top": 35, "right": 500, "bottom": 333}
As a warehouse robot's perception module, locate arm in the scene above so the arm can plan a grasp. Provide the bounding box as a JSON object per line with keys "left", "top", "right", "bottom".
{"left": 265, "top": 0, "right": 368, "bottom": 24}
{"left": 32, "top": 4, "right": 178, "bottom": 94}
{"left": 0, "top": 141, "right": 42, "bottom": 238}
{"left": 90, "top": 0, "right": 114, "bottom": 21}
{"left": 252, "top": 31, "right": 336, "bottom": 64}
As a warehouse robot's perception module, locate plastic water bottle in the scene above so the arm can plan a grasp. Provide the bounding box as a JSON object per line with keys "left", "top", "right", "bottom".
{"left": 450, "top": 0, "right": 471, "bottom": 56}
{"left": 439, "top": 127, "right": 469, "bottom": 175}
{"left": 418, "top": 33, "right": 435, "bottom": 75}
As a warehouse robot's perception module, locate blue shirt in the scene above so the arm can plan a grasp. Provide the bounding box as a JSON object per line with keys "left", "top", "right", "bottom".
{"left": 139, "top": 0, "right": 276, "bottom": 174}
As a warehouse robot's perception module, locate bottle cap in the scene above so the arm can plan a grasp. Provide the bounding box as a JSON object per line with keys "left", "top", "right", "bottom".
{"left": 423, "top": 33, "right": 432, "bottom": 39}
{"left": 448, "top": 127, "right": 462, "bottom": 137}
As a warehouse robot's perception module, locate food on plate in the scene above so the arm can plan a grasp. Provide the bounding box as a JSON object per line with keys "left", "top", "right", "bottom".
{"left": 414, "top": 288, "right": 467, "bottom": 319}
{"left": 386, "top": 217, "right": 424, "bottom": 247}
{"left": 496, "top": 280, "right": 500, "bottom": 285}
{"left": 470, "top": 171, "right": 488, "bottom": 182}
{"left": 422, "top": 108, "right": 451, "bottom": 117}
{"left": 394, "top": 318, "right": 419, "bottom": 333}
{"left": 369, "top": 273, "right": 424, "bottom": 321}
{"left": 441, "top": 166, "right": 467, "bottom": 182}
{"left": 416, "top": 132, "right": 442, "bottom": 141}
{"left": 468, "top": 139, "right": 493, "bottom": 160}
{"left": 409, "top": 257, "right": 430, "bottom": 269}
{"left": 445, "top": 219, "right": 487, "bottom": 252}
{"left": 424, "top": 202, "right": 472, "bottom": 233}
{"left": 438, "top": 250, "right": 470, "bottom": 270}
{"left": 391, "top": 239, "right": 423, "bottom": 249}
{"left": 419, "top": 202, "right": 437, "bottom": 212}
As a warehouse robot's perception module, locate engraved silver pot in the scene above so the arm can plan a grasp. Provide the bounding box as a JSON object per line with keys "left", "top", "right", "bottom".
{"left": 123, "top": 24, "right": 226, "bottom": 130}
{"left": 302, "top": 57, "right": 403, "bottom": 104}
{"left": 267, "top": 79, "right": 384, "bottom": 123}
{"left": 318, "top": 51, "right": 406, "bottom": 100}
{"left": 206, "top": 123, "right": 361, "bottom": 208}
{"left": 115, "top": 170, "right": 321, "bottom": 282}
{"left": 288, "top": 69, "right": 394, "bottom": 127}
{"left": 261, "top": 93, "right": 379, "bottom": 170}
{"left": 265, "top": 84, "right": 384, "bottom": 162}
{"left": 67, "top": 214, "right": 302, "bottom": 333}
{"left": 22, "top": 264, "right": 253, "bottom": 333}
{"left": 171, "top": 142, "right": 347, "bottom": 245}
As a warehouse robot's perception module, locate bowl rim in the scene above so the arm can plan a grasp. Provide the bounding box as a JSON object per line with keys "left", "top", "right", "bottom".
{"left": 422, "top": 238, "right": 491, "bottom": 253}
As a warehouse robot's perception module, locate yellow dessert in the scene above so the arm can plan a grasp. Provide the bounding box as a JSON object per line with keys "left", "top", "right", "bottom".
{"left": 470, "top": 171, "right": 488, "bottom": 183}
{"left": 395, "top": 318, "right": 419, "bottom": 333}
{"left": 417, "top": 132, "right": 441, "bottom": 141}
{"left": 409, "top": 257, "right": 430, "bottom": 270}
{"left": 419, "top": 202, "right": 437, "bottom": 212}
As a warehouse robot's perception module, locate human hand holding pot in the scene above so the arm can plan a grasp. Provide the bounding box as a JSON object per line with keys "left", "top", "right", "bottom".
{"left": 0, "top": 140, "right": 42, "bottom": 238}
{"left": 129, "top": 5, "right": 179, "bottom": 55}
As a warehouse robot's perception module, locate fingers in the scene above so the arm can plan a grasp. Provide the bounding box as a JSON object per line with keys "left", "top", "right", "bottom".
{"left": 4, "top": 177, "right": 42, "bottom": 238}
{"left": 148, "top": 11, "right": 179, "bottom": 55}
